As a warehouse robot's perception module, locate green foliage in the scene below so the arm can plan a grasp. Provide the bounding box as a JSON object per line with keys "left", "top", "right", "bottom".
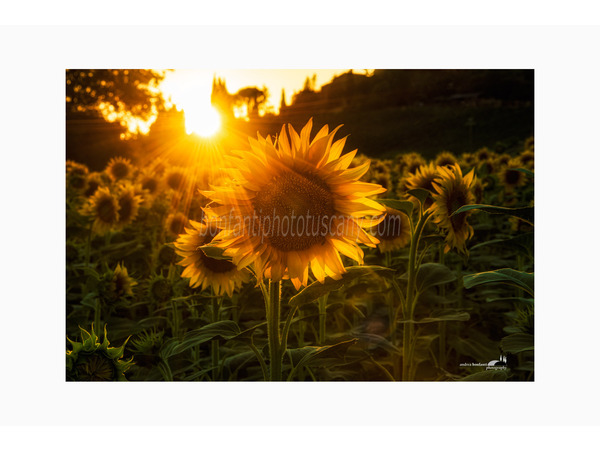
{"left": 464, "top": 269, "right": 534, "bottom": 297}
{"left": 289, "top": 266, "right": 395, "bottom": 308}
{"left": 452, "top": 204, "right": 534, "bottom": 225}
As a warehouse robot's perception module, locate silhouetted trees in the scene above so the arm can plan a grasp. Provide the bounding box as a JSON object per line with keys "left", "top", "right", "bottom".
{"left": 66, "top": 69, "right": 166, "bottom": 121}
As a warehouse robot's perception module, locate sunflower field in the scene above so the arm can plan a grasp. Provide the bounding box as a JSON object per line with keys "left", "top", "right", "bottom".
{"left": 66, "top": 70, "right": 534, "bottom": 382}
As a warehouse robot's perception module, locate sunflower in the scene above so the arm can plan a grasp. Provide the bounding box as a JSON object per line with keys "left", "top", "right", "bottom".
{"left": 524, "top": 136, "right": 534, "bottom": 152}
{"left": 431, "top": 163, "right": 476, "bottom": 254}
{"left": 202, "top": 119, "right": 386, "bottom": 289}
{"left": 147, "top": 274, "right": 173, "bottom": 304}
{"left": 66, "top": 325, "right": 133, "bottom": 381}
{"left": 475, "top": 147, "right": 494, "bottom": 163}
{"left": 403, "top": 162, "right": 439, "bottom": 211}
{"left": 66, "top": 160, "right": 89, "bottom": 191}
{"left": 106, "top": 156, "right": 133, "bottom": 181}
{"left": 435, "top": 151, "right": 458, "bottom": 168}
{"left": 165, "top": 212, "right": 188, "bottom": 236}
{"left": 138, "top": 169, "right": 162, "bottom": 198}
{"left": 404, "top": 153, "right": 426, "bottom": 175}
{"left": 165, "top": 167, "right": 186, "bottom": 191}
{"left": 371, "top": 207, "right": 411, "bottom": 253}
{"left": 369, "top": 159, "right": 392, "bottom": 177}
{"left": 372, "top": 172, "right": 393, "bottom": 197}
{"left": 174, "top": 220, "right": 251, "bottom": 297}
{"left": 149, "top": 157, "right": 169, "bottom": 176}
{"left": 111, "top": 262, "right": 137, "bottom": 298}
{"left": 494, "top": 153, "right": 511, "bottom": 170}
{"left": 461, "top": 152, "right": 476, "bottom": 169}
{"left": 84, "top": 172, "right": 105, "bottom": 197}
{"left": 115, "top": 183, "right": 143, "bottom": 228}
{"left": 519, "top": 150, "right": 534, "bottom": 170}
{"left": 81, "top": 186, "right": 120, "bottom": 233}
{"left": 498, "top": 160, "right": 527, "bottom": 192}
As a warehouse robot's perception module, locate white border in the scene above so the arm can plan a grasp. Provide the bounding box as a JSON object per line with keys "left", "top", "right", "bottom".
{"left": 1, "top": 23, "right": 599, "bottom": 432}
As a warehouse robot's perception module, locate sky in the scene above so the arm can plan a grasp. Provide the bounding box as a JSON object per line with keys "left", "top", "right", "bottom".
{"left": 157, "top": 69, "right": 370, "bottom": 135}
{"left": 160, "top": 69, "right": 364, "bottom": 112}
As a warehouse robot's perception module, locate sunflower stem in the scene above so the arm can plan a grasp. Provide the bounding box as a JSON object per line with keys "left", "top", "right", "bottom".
{"left": 402, "top": 210, "right": 432, "bottom": 381}
{"left": 84, "top": 222, "right": 93, "bottom": 267}
{"left": 94, "top": 298, "right": 101, "bottom": 339}
{"left": 211, "top": 294, "right": 220, "bottom": 381}
{"left": 267, "top": 280, "right": 282, "bottom": 381}
{"left": 317, "top": 294, "right": 328, "bottom": 346}
{"left": 282, "top": 306, "right": 298, "bottom": 355}
{"left": 438, "top": 243, "right": 447, "bottom": 371}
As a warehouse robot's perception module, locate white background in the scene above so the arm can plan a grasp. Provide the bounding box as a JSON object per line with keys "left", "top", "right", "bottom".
{"left": 1, "top": 1, "right": 599, "bottom": 448}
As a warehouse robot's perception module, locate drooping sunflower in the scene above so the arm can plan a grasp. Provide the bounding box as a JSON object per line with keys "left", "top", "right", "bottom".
{"left": 202, "top": 119, "right": 386, "bottom": 289}
{"left": 111, "top": 262, "right": 137, "bottom": 298}
{"left": 174, "top": 220, "right": 251, "bottom": 297}
{"left": 498, "top": 159, "right": 527, "bottom": 192}
{"left": 403, "top": 161, "right": 440, "bottom": 211}
{"left": 371, "top": 207, "right": 412, "bottom": 253}
{"left": 431, "top": 163, "right": 476, "bottom": 254}
{"left": 115, "top": 183, "right": 143, "bottom": 228}
{"left": 106, "top": 156, "right": 133, "bottom": 181}
{"left": 435, "top": 151, "right": 458, "bottom": 168}
{"left": 81, "top": 186, "right": 120, "bottom": 233}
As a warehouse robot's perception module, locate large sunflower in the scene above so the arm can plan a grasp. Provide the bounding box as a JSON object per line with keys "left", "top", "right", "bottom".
{"left": 203, "top": 119, "right": 386, "bottom": 289}
{"left": 371, "top": 207, "right": 411, "bottom": 253}
{"left": 431, "top": 163, "right": 476, "bottom": 254}
{"left": 174, "top": 220, "right": 250, "bottom": 297}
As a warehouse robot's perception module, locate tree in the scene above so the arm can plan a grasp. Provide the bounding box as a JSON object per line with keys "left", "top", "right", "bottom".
{"left": 66, "top": 69, "right": 167, "bottom": 137}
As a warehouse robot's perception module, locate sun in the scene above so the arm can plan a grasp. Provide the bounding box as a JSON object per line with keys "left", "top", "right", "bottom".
{"left": 184, "top": 104, "right": 222, "bottom": 137}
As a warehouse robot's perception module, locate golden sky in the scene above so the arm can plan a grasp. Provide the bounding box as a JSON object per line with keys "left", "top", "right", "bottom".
{"left": 160, "top": 69, "right": 364, "bottom": 113}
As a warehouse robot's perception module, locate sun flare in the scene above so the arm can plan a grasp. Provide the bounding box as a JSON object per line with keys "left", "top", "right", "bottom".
{"left": 184, "top": 105, "right": 222, "bottom": 137}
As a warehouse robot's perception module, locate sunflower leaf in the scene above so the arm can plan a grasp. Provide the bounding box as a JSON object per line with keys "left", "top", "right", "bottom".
{"left": 415, "top": 263, "right": 457, "bottom": 292}
{"left": 459, "top": 370, "right": 510, "bottom": 381}
{"left": 397, "top": 312, "right": 470, "bottom": 324}
{"left": 376, "top": 199, "right": 414, "bottom": 216}
{"left": 198, "top": 245, "right": 232, "bottom": 261}
{"left": 501, "top": 332, "right": 534, "bottom": 354}
{"left": 469, "top": 232, "right": 533, "bottom": 257}
{"left": 485, "top": 296, "right": 534, "bottom": 304}
{"left": 160, "top": 320, "right": 241, "bottom": 359}
{"left": 463, "top": 268, "right": 534, "bottom": 297}
{"left": 451, "top": 204, "right": 534, "bottom": 225}
{"left": 287, "top": 339, "right": 358, "bottom": 374}
{"left": 513, "top": 168, "right": 534, "bottom": 178}
{"left": 289, "top": 266, "right": 395, "bottom": 308}
{"left": 407, "top": 188, "right": 431, "bottom": 209}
